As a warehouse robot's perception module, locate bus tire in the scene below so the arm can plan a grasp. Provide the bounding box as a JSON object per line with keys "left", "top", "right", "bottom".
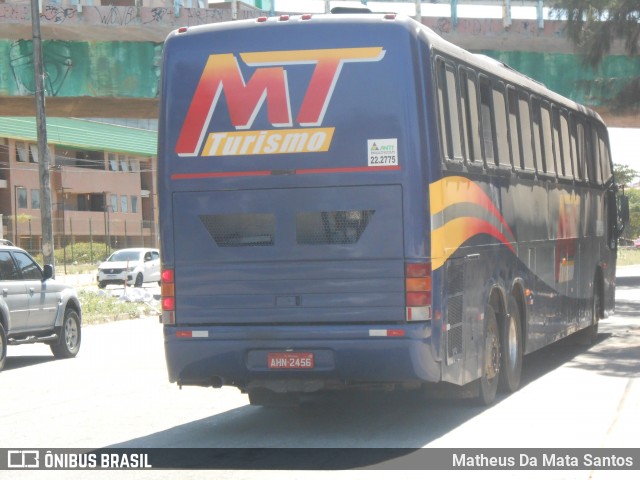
{"left": 478, "top": 305, "right": 500, "bottom": 405}
{"left": 576, "top": 282, "right": 601, "bottom": 346}
{"left": 499, "top": 296, "right": 523, "bottom": 393}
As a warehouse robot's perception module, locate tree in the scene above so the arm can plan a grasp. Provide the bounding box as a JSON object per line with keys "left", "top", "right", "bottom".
{"left": 614, "top": 163, "right": 640, "bottom": 188}
{"left": 553, "top": 1, "right": 640, "bottom": 111}
{"left": 624, "top": 188, "right": 640, "bottom": 239}
{"left": 614, "top": 164, "right": 640, "bottom": 239}
{"left": 554, "top": 1, "right": 640, "bottom": 67}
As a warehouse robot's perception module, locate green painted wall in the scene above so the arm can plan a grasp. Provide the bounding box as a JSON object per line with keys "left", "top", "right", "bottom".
{"left": 1, "top": 39, "right": 638, "bottom": 109}
{"left": 481, "top": 50, "right": 640, "bottom": 108}
{"left": 0, "top": 40, "right": 162, "bottom": 98}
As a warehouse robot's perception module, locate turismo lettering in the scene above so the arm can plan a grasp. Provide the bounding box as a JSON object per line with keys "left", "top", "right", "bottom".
{"left": 202, "top": 128, "right": 334, "bottom": 156}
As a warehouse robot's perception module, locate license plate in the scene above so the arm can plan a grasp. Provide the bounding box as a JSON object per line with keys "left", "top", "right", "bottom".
{"left": 268, "top": 352, "right": 314, "bottom": 369}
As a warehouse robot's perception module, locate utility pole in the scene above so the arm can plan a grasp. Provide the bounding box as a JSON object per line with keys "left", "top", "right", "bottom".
{"left": 30, "top": 0, "right": 55, "bottom": 267}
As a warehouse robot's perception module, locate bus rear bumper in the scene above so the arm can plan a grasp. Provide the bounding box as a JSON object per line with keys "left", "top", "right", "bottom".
{"left": 163, "top": 324, "right": 440, "bottom": 391}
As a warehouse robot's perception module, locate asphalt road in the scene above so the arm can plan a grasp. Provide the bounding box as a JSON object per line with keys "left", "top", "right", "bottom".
{"left": 2, "top": 267, "right": 639, "bottom": 480}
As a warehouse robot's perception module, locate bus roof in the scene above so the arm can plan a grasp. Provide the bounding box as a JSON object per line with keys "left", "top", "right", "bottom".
{"left": 168, "top": 11, "right": 602, "bottom": 125}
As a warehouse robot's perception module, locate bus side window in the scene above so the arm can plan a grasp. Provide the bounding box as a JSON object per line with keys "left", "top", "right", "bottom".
{"left": 507, "top": 86, "right": 522, "bottom": 170}
{"left": 589, "top": 124, "right": 603, "bottom": 185}
{"left": 574, "top": 117, "right": 587, "bottom": 182}
{"left": 540, "top": 102, "right": 556, "bottom": 176}
{"left": 459, "top": 68, "right": 483, "bottom": 165}
{"left": 436, "top": 58, "right": 449, "bottom": 162}
{"left": 493, "top": 81, "right": 511, "bottom": 169}
{"left": 570, "top": 115, "right": 582, "bottom": 181}
{"left": 519, "top": 92, "right": 535, "bottom": 172}
{"left": 445, "top": 64, "right": 463, "bottom": 161}
{"left": 551, "top": 106, "right": 564, "bottom": 177}
{"left": 599, "top": 127, "right": 613, "bottom": 183}
{"left": 479, "top": 75, "right": 495, "bottom": 166}
{"left": 531, "top": 97, "right": 543, "bottom": 174}
{"left": 435, "top": 57, "right": 463, "bottom": 163}
{"left": 559, "top": 110, "right": 573, "bottom": 179}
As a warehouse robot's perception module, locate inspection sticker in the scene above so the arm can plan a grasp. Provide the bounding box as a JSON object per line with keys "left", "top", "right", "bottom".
{"left": 368, "top": 138, "right": 398, "bottom": 167}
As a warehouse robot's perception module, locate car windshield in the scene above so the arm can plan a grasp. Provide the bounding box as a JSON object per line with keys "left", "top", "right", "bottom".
{"left": 107, "top": 251, "right": 142, "bottom": 262}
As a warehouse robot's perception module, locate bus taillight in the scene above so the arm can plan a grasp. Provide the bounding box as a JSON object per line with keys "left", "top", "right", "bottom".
{"left": 161, "top": 268, "right": 176, "bottom": 325}
{"left": 405, "top": 262, "right": 432, "bottom": 321}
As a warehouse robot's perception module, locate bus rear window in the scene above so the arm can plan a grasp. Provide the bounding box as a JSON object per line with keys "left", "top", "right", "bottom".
{"left": 296, "top": 210, "right": 375, "bottom": 245}
{"left": 200, "top": 213, "right": 275, "bottom": 247}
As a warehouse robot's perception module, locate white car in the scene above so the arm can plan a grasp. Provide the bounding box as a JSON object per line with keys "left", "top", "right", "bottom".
{"left": 97, "top": 248, "right": 160, "bottom": 288}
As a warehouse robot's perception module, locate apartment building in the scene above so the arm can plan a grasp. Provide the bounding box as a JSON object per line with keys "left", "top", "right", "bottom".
{"left": 0, "top": 117, "right": 158, "bottom": 254}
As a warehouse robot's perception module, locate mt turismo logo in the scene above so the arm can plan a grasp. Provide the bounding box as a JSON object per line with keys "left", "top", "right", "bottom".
{"left": 176, "top": 47, "right": 386, "bottom": 157}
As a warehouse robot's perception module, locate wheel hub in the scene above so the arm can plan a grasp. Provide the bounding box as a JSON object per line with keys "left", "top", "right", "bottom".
{"left": 485, "top": 331, "right": 500, "bottom": 380}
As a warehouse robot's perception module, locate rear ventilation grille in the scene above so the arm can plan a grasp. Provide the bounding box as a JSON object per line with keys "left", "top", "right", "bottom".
{"left": 296, "top": 210, "right": 375, "bottom": 245}
{"left": 200, "top": 213, "right": 275, "bottom": 247}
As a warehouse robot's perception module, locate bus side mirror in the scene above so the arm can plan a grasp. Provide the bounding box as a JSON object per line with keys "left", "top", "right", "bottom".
{"left": 618, "top": 195, "right": 630, "bottom": 237}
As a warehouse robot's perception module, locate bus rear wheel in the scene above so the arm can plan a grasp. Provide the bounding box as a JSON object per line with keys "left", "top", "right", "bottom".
{"left": 576, "top": 282, "right": 601, "bottom": 346}
{"left": 478, "top": 305, "right": 500, "bottom": 405}
{"left": 499, "top": 296, "right": 523, "bottom": 393}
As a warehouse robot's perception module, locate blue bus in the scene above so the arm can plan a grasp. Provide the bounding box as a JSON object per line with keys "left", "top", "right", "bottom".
{"left": 157, "top": 12, "right": 629, "bottom": 405}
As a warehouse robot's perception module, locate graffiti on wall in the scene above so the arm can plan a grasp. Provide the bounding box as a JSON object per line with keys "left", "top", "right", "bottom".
{"left": 1, "top": 39, "right": 162, "bottom": 99}
{"left": 425, "top": 17, "right": 566, "bottom": 37}
{"left": 0, "top": 4, "right": 257, "bottom": 27}
{"left": 9, "top": 40, "right": 72, "bottom": 96}
{"left": 42, "top": 5, "right": 77, "bottom": 24}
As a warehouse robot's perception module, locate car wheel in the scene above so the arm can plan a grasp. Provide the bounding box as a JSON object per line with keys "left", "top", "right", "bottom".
{"left": 51, "top": 309, "right": 81, "bottom": 359}
{"left": 134, "top": 273, "right": 143, "bottom": 288}
{"left": 0, "top": 323, "right": 7, "bottom": 372}
{"left": 478, "top": 305, "right": 500, "bottom": 405}
{"left": 98, "top": 281, "right": 106, "bottom": 289}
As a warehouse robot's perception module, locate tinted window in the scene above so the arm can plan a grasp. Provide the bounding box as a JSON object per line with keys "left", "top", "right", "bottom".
{"left": 12, "top": 251, "right": 42, "bottom": 281}
{"left": 460, "top": 68, "right": 482, "bottom": 164}
{"left": 436, "top": 58, "right": 462, "bottom": 162}
{"left": 519, "top": 93, "right": 535, "bottom": 171}
{"left": 589, "top": 125, "right": 603, "bottom": 185}
{"left": 479, "top": 76, "right": 495, "bottom": 164}
{"left": 531, "top": 98, "right": 543, "bottom": 173}
{"left": 559, "top": 110, "right": 573, "bottom": 178}
{"left": 0, "top": 251, "right": 20, "bottom": 281}
{"left": 445, "top": 65, "right": 463, "bottom": 160}
{"left": 599, "top": 129, "right": 613, "bottom": 182}
{"left": 540, "top": 102, "right": 555, "bottom": 175}
{"left": 507, "top": 87, "right": 522, "bottom": 169}
{"left": 493, "top": 82, "right": 510, "bottom": 168}
{"left": 575, "top": 119, "right": 587, "bottom": 181}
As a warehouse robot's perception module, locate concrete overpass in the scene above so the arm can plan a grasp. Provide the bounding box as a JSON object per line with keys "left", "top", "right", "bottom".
{"left": 1, "top": 1, "right": 639, "bottom": 127}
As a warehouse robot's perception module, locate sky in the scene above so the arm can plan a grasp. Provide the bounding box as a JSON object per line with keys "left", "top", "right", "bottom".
{"left": 609, "top": 128, "right": 640, "bottom": 174}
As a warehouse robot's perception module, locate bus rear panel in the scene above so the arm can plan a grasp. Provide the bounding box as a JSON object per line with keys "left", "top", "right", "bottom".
{"left": 158, "top": 15, "right": 441, "bottom": 396}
